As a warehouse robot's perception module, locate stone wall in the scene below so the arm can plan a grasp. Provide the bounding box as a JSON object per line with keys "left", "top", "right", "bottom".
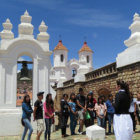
{"left": 54, "top": 62, "right": 140, "bottom": 111}
{"left": 117, "top": 62, "right": 140, "bottom": 96}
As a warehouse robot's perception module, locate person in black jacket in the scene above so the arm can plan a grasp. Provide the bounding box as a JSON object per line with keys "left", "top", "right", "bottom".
{"left": 85, "top": 93, "right": 95, "bottom": 127}
{"left": 113, "top": 80, "right": 133, "bottom": 140}
{"left": 60, "top": 94, "right": 69, "bottom": 138}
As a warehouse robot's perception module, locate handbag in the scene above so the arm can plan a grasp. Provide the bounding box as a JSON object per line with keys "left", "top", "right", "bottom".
{"left": 85, "top": 111, "right": 91, "bottom": 120}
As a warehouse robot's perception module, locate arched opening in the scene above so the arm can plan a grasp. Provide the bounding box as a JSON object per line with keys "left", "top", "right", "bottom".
{"left": 87, "top": 55, "right": 90, "bottom": 63}
{"left": 98, "top": 88, "right": 111, "bottom": 101}
{"left": 16, "top": 55, "right": 33, "bottom": 106}
{"left": 60, "top": 54, "right": 64, "bottom": 62}
{"left": 72, "top": 68, "right": 77, "bottom": 78}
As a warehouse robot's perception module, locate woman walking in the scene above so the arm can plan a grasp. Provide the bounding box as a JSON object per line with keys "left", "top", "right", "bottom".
{"left": 21, "top": 95, "right": 33, "bottom": 140}
{"left": 95, "top": 96, "right": 107, "bottom": 128}
{"left": 68, "top": 93, "right": 77, "bottom": 135}
{"left": 113, "top": 80, "right": 133, "bottom": 140}
{"left": 44, "top": 93, "right": 55, "bottom": 140}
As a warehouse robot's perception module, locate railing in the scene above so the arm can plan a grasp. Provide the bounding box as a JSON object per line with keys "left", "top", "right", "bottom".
{"left": 85, "top": 62, "right": 117, "bottom": 81}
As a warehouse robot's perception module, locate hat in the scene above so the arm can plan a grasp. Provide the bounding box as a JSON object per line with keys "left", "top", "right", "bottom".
{"left": 37, "top": 92, "right": 44, "bottom": 96}
{"left": 89, "top": 91, "right": 93, "bottom": 95}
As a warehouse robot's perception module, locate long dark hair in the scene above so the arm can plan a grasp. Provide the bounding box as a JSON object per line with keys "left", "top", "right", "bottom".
{"left": 97, "top": 96, "right": 103, "bottom": 105}
{"left": 46, "top": 93, "right": 54, "bottom": 109}
{"left": 87, "top": 93, "right": 93, "bottom": 104}
{"left": 23, "top": 95, "right": 31, "bottom": 106}
{"left": 70, "top": 93, "right": 76, "bottom": 102}
{"left": 117, "top": 80, "right": 130, "bottom": 95}
{"left": 22, "top": 95, "right": 31, "bottom": 126}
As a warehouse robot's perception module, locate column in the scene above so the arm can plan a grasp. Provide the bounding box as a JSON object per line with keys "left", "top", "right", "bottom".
{"left": 0, "top": 62, "right": 6, "bottom": 107}
{"left": 33, "top": 58, "right": 39, "bottom": 104}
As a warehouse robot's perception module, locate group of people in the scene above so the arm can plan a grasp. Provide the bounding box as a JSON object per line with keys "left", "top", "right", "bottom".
{"left": 21, "top": 80, "right": 140, "bottom": 140}
{"left": 21, "top": 92, "right": 54, "bottom": 140}
{"left": 60, "top": 88, "right": 113, "bottom": 137}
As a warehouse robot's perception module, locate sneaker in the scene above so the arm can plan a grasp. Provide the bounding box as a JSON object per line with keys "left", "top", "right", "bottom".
{"left": 78, "top": 131, "right": 83, "bottom": 135}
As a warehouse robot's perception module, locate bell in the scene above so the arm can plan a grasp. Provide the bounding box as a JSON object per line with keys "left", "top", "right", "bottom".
{"left": 20, "top": 61, "right": 31, "bottom": 81}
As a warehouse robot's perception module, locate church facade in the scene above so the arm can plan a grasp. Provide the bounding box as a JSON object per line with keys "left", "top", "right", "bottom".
{"left": 50, "top": 40, "right": 93, "bottom": 90}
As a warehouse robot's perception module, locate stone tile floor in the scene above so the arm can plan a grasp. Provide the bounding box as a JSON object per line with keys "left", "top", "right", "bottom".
{"left": 0, "top": 125, "right": 140, "bottom": 140}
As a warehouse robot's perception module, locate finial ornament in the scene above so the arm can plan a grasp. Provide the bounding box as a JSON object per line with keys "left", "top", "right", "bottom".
{"left": 41, "top": 20, "right": 45, "bottom": 25}
{"left": 0, "top": 18, "right": 14, "bottom": 39}
{"left": 24, "top": 10, "right": 29, "bottom": 16}
{"left": 133, "top": 13, "right": 140, "bottom": 21}
{"left": 18, "top": 10, "right": 34, "bottom": 36}
{"left": 37, "top": 20, "right": 49, "bottom": 41}
{"left": 124, "top": 12, "right": 140, "bottom": 47}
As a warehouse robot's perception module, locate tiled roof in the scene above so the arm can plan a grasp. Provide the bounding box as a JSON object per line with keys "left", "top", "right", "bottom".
{"left": 79, "top": 41, "right": 93, "bottom": 53}
{"left": 54, "top": 40, "right": 68, "bottom": 51}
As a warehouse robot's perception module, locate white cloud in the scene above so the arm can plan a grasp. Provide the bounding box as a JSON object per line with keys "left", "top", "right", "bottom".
{"left": 65, "top": 8, "right": 130, "bottom": 29}
{"left": 7, "top": 0, "right": 130, "bottom": 29}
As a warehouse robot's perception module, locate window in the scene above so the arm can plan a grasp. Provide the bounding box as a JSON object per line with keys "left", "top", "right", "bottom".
{"left": 60, "top": 54, "right": 64, "bottom": 62}
{"left": 72, "top": 68, "right": 77, "bottom": 77}
{"left": 87, "top": 55, "right": 89, "bottom": 63}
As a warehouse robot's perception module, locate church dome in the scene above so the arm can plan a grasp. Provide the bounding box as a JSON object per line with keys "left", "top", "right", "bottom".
{"left": 79, "top": 41, "right": 93, "bottom": 53}
{"left": 53, "top": 40, "right": 68, "bottom": 51}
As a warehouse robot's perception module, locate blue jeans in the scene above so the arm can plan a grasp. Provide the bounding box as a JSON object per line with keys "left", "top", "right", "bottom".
{"left": 97, "top": 116, "right": 105, "bottom": 128}
{"left": 44, "top": 118, "right": 52, "bottom": 140}
{"left": 107, "top": 113, "right": 114, "bottom": 133}
{"left": 21, "top": 118, "right": 33, "bottom": 140}
{"left": 70, "top": 113, "right": 77, "bottom": 135}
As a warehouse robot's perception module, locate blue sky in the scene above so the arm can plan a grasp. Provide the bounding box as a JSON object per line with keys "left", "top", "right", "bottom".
{"left": 0, "top": 0, "right": 139, "bottom": 69}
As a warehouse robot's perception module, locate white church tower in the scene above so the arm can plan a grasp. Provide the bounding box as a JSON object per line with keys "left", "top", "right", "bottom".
{"left": 78, "top": 41, "right": 93, "bottom": 74}
{"left": 53, "top": 40, "right": 68, "bottom": 85}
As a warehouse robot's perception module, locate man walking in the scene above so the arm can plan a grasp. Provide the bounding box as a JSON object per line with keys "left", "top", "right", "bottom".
{"left": 33, "top": 92, "right": 44, "bottom": 140}
{"left": 76, "top": 88, "right": 86, "bottom": 134}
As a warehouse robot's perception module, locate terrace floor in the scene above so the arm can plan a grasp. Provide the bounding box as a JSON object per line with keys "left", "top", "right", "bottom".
{"left": 0, "top": 125, "right": 140, "bottom": 140}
